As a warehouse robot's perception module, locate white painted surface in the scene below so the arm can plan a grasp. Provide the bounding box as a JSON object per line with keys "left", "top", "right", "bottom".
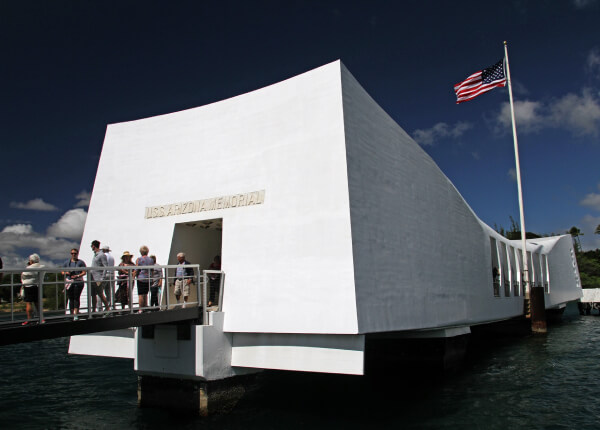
{"left": 198, "top": 312, "right": 257, "bottom": 380}
{"left": 79, "top": 60, "right": 357, "bottom": 335}
{"left": 342, "top": 64, "right": 493, "bottom": 332}
{"left": 68, "top": 329, "right": 135, "bottom": 359}
{"left": 135, "top": 312, "right": 256, "bottom": 380}
{"left": 542, "top": 235, "right": 583, "bottom": 306}
{"left": 135, "top": 324, "right": 196, "bottom": 378}
{"left": 582, "top": 288, "right": 600, "bottom": 303}
{"left": 73, "top": 61, "right": 583, "bottom": 370}
{"left": 231, "top": 333, "right": 365, "bottom": 375}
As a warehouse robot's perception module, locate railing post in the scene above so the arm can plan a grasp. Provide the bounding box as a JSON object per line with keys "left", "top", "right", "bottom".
{"left": 218, "top": 272, "right": 225, "bottom": 312}
{"left": 129, "top": 268, "right": 134, "bottom": 314}
{"left": 110, "top": 269, "right": 115, "bottom": 311}
{"left": 201, "top": 269, "right": 208, "bottom": 324}
{"left": 86, "top": 269, "right": 92, "bottom": 318}
{"left": 165, "top": 267, "right": 170, "bottom": 310}
{"left": 10, "top": 274, "right": 15, "bottom": 322}
{"left": 38, "top": 270, "right": 44, "bottom": 324}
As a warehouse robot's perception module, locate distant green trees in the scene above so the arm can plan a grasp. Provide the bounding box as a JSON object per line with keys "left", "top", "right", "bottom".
{"left": 578, "top": 225, "right": 600, "bottom": 289}
{"left": 0, "top": 272, "right": 65, "bottom": 310}
{"left": 569, "top": 226, "right": 584, "bottom": 253}
{"left": 578, "top": 249, "right": 600, "bottom": 289}
{"left": 494, "top": 215, "right": 542, "bottom": 240}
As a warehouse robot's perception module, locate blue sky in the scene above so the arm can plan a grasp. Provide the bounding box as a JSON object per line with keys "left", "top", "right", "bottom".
{"left": 1, "top": 0, "right": 600, "bottom": 267}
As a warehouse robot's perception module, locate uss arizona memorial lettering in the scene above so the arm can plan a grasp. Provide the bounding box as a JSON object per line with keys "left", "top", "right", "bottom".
{"left": 145, "top": 190, "right": 265, "bottom": 219}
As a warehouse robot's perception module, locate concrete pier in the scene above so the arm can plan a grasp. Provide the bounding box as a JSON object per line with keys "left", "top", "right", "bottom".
{"left": 530, "top": 286, "right": 548, "bottom": 333}
{"left": 138, "top": 373, "right": 257, "bottom": 416}
{"left": 365, "top": 328, "right": 471, "bottom": 374}
{"left": 134, "top": 312, "right": 259, "bottom": 415}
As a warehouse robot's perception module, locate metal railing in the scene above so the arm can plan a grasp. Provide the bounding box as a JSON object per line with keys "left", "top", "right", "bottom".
{"left": 504, "top": 280, "right": 511, "bottom": 297}
{"left": 0, "top": 265, "right": 225, "bottom": 327}
{"left": 493, "top": 279, "right": 500, "bottom": 297}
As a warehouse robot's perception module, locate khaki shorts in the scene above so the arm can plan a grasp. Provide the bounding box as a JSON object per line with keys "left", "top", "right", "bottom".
{"left": 93, "top": 281, "right": 109, "bottom": 296}
{"left": 174, "top": 279, "right": 192, "bottom": 297}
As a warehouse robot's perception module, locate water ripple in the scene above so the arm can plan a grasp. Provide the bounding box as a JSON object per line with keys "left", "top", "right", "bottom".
{"left": 2, "top": 305, "right": 600, "bottom": 429}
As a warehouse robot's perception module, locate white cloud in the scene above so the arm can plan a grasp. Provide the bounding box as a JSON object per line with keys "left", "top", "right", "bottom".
{"left": 74, "top": 190, "right": 91, "bottom": 208}
{"left": 573, "top": 0, "right": 597, "bottom": 9}
{"left": 495, "top": 89, "right": 600, "bottom": 137}
{"left": 2, "top": 224, "right": 34, "bottom": 234}
{"left": 9, "top": 198, "right": 59, "bottom": 211}
{"left": 0, "top": 209, "right": 87, "bottom": 265}
{"left": 587, "top": 47, "right": 600, "bottom": 78}
{"left": 549, "top": 89, "right": 600, "bottom": 136}
{"left": 412, "top": 121, "right": 473, "bottom": 146}
{"left": 511, "top": 80, "right": 530, "bottom": 96}
{"left": 47, "top": 209, "right": 87, "bottom": 240}
{"left": 0, "top": 224, "right": 79, "bottom": 262}
{"left": 507, "top": 168, "right": 517, "bottom": 181}
{"left": 580, "top": 185, "right": 600, "bottom": 211}
{"left": 496, "top": 100, "right": 544, "bottom": 133}
{"left": 581, "top": 193, "right": 600, "bottom": 210}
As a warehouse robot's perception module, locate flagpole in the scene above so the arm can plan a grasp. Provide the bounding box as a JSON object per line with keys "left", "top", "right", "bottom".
{"left": 503, "top": 41, "right": 546, "bottom": 332}
{"left": 503, "top": 41, "right": 528, "bottom": 293}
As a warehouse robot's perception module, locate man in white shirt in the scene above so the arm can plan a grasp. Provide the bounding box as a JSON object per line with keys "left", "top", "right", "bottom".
{"left": 101, "top": 245, "right": 115, "bottom": 309}
{"left": 91, "top": 240, "right": 111, "bottom": 313}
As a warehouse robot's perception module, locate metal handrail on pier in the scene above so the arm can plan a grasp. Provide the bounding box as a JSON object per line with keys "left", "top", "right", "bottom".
{"left": 0, "top": 265, "right": 225, "bottom": 328}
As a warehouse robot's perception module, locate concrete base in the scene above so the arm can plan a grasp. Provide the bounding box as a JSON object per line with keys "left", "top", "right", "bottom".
{"left": 137, "top": 373, "right": 257, "bottom": 416}
{"left": 546, "top": 305, "right": 566, "bottom": 324}
{"left": 365, "top": 333, "right": 470, "bottom": 374}
{"left": 470, "top": 316, "right": 531, "bottom": 337}
{"left": 530, "top": 286, "right": 547, "bottom": 333}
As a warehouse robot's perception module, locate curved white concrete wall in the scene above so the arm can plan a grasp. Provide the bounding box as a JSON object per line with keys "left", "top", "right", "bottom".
{"left": 340, "top": 65, "right": 581, "bottom": 332}
{"left": 341, "top": 66, "right": 517, "bottom": 332}
{"left": 79, "top": 60, "right": 581, "bottom": 343}
{"left": 80, "top": 61, "right": 358, "bottom": 335}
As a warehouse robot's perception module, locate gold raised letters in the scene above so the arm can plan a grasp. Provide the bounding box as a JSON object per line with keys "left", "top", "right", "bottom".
{"left": 144, "top": 190, "right": 266, "bottom": 219}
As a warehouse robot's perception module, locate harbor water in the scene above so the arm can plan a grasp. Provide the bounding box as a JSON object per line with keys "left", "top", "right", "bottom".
{"left": 1, "top": 303, "right": 599, "bottom": 429}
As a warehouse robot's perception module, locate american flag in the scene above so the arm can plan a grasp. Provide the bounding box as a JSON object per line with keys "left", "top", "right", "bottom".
{"left": 454, "top": 60, "right": 506, "bottom": 104}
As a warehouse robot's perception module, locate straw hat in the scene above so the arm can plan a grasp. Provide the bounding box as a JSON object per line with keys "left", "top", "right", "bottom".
{"left": 121, "top": 251, "right": 133, "bottom": 258}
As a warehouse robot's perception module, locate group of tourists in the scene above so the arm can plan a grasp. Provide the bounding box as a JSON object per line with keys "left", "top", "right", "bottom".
{"left": 62, "top": 240, "right": 199, "bottom": 318}
{"left": 12, "top": 241, "right": 221, "bottom": 324}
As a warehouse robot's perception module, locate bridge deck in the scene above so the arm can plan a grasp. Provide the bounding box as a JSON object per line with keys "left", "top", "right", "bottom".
{"left": 0, "top": 306, "right": 203, "bottom": 346}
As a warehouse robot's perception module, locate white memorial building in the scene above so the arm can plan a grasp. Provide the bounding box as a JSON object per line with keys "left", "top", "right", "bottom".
{"left": 71, "top": 60, "right": 582, "bottom": 380}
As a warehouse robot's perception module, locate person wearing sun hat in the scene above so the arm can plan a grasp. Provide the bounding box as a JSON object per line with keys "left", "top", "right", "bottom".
{"left": 20, "top": 253, "right": 44, "bottom": 324}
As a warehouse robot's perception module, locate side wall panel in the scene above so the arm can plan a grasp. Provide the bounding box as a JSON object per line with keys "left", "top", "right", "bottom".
{"left": 341, "top": 66, "right": 522, "bottom": 333}
{"left": 545, "top": 235, "right": 582, "bottom": 307}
